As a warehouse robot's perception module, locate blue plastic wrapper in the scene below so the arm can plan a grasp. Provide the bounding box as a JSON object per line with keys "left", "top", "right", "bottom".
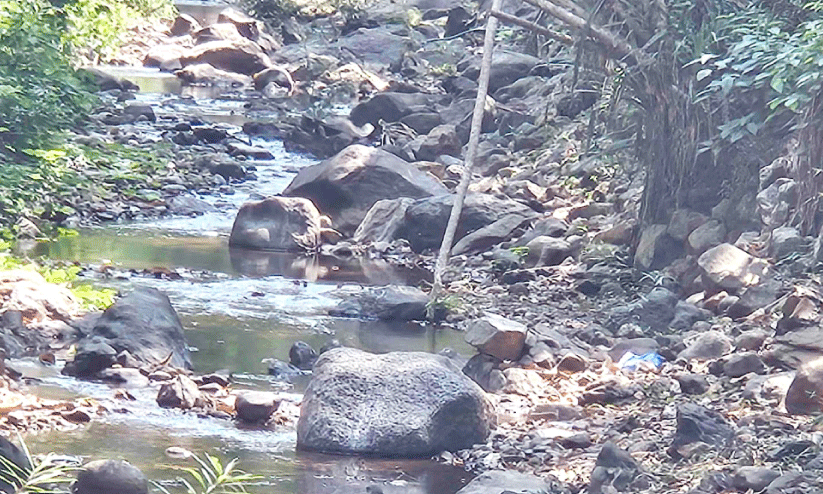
{"left": 617, "top": 351, "right": 665, "bottom": 371}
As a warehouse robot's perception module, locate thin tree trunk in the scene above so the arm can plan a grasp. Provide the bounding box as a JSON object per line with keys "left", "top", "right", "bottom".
{"left": 429, "top": 0, "right": 502, "bottom": 315}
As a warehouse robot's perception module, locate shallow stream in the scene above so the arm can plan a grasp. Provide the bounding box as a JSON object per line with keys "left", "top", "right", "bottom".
{"left": 16, "top": 16, "right": 476, "bottom": 492}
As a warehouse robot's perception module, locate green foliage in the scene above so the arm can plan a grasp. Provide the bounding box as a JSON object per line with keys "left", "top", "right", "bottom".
{"left": 0, "top": 0, "right": 97, "bottom": 152}
{"left": 154, "top": 453, "right": 262, "bottom": 494}
{"left": 0, "top": 141, "right": 172, "bottom": 230}
{"left": 0, "top": 434, "right": 77, "bottom": 493}
{"left": 64, "top": 0, "right": 176, "bottom": 62}
{"left": 686, "top": 2, "right": 823, "bottom": 154}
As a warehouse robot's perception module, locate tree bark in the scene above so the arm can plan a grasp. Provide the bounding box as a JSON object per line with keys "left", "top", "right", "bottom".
{"left": 429, "top": 0, "right": 502, "bottom": 314}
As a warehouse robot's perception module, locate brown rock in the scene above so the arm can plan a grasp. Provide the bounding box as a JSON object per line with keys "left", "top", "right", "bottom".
{"left": 157, "top": 375, "right": 204, "bottom": 410}
{"left": 785, "top": 358, "right": 823, "bottom": 415}
{"left": 465, "top": 313, "right": 527, "bottom": 361}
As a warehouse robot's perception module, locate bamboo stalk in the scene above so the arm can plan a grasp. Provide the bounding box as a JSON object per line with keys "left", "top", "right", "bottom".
{"left": 429, "top": 0, "right": 502, "bottom": 314}
{"left": 490, "top": 9, "right": 574, "bottom": 45}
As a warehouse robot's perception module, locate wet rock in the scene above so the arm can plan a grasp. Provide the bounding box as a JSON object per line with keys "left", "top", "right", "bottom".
{"left": 677, "top": 373, "right": 710, "bottom": 395}
{"left": 286, "top": 115, "right": 372, "bottom": 159}
{"left": 350, "top": 92, "right": 438, "bottom": 128}
{"left": 82, "top": 67, "right": 140, "bottom": 92}
{"left": 73, "top": 460, "right": 148, "bottom": 494}
{"left": 670, "top": 403, "right": 734, "bottom": 453}
{"left": 723, "top": 352, "right": 766, "bottom": 377}
{"left": 588, "top": 442, "right": 639, "bottom": 493}
{"left": 353, "top": 198, "right": 414, "bottom": 245}
{"left": 732, "top": 466, "right": 781, "bottom": 492}
{"left": 170, "top": 14, "right": 200, "bottom": 36}
{"left": 62, "top": 338, "right": 117, "bottom": 377}
{"left": 87, "top": 288, "right": 191, "bottom": 369}
{"left": 455, "top": 470, "right": 553, "bottom": 494}
{"left": 785, "top": 358, "right": 823, "bottom": 415}
{"left": 698, "top": 243, "right": 770, "bottom": 292}
{"left": 176, "top": 63, "right": 253, "bottom": 85}
{"left": 282, "top": 145, "right": 447, "bottom": 236}
{"left": 181, "top": 39, "right": 272, "bottom": 75}
{"left": 193, "top": 127, "right": 229, "bottom": 144}
{"left": 157, "top": 375, "right": 204, "bottom": 410}
{"left": 226, "top": 142, "right": 274, "bottom": 160}
{"left": 397, "top": 193, "right": 534, "bottom": 253}
{"left": 229, "top": 196, "right": 325, "bottom": 251}
{"left": 97, "top": 368, "right": 150, "bottom": 387}
{"left": 122, "top": 103, "right": 155, "bottom": 123}
{"left": 267, "top": 359, "right": 302, "bottom": 382}
{"left": 329, "top": 285, "right": 429, "bottom": 321}
{"left": 465, "top": 313, "right": 527, "bottom": 361}
{"left": 289, "top": 341, "right": 317, "bottom": 370}
{"left": 678, "top": 331, "right": 732, "bottom": 361}
{"left": 167, "top": 196, "right": 215, "bottom": 217}
{"left": 0, "top": 437, "right": 30, "bottom": 493}
{"left": 297, "top": 348, "right": 494, "bottom": 456}
{"left": 253, "top": 66, "right": 294, "bottom": 92}
{"left": 462, "top": 353, "right": 504, "bottom": 392}
{"left": 235, "top": 391, "right": 279, "bottom": 423}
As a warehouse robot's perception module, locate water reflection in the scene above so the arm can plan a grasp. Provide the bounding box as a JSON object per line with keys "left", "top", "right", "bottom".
{"left": 33, "top": 230, "right": 426, "bottom": 285}
{"left": 25, "top": 424, "right": 472, "bottom": 494}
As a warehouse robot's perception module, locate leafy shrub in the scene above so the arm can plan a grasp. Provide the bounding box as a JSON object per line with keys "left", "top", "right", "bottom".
{"left": 0, "top": 0, "right": 96, "bottom": 152}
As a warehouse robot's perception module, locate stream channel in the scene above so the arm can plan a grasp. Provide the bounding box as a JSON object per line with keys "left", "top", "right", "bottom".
{"left": 15, "top": 5, "right": 476, "bottom": 492}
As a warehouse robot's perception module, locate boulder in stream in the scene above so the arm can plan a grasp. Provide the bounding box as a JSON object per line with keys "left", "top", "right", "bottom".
{"left": 73, "top": 459, "right": 148, "bottom": 494}
{"left": 229, "top": 196, "right": 325, "bottom": 252}
{"left": 297, "top": 347, "right": 494, "bottom": 457}
{"left": 84, "top": 288, "right": 191, "bottom": 369}
{"left": 282, "top": 145, "right": 448, "bottom": 236}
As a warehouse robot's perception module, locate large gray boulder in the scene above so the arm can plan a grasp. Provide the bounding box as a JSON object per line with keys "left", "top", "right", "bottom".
{"left": 397, "top": 193, "right": 535, "bottom": 252}
{"left": 84, "top": 288, "right": 191, "bottom": 369}
{"left": 73, "top": 460, "right": 148, "bottom": 494}
{"left": 229, "top": 196, "right": 324, "bottom": 251}
{"left": 329, "top": 285, "right": 429, "bottom": 321}
{"left": 297, "top": 347, "right": 494, "bottom": 457}
{"left": 282, "top": 145, "right": 447, "bottom": 236}
{"left": 180, "top": 39, "right": 272, "bottom": 75}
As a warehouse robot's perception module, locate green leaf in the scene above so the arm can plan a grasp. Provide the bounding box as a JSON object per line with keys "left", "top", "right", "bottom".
{"left": 696, "top": 68, "right": 713, "bottom": 81}
{"left": 770, "top": 75, "right": 785, "bottom": 93}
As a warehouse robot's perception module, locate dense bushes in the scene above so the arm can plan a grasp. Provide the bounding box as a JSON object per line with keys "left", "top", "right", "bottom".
{"left": 0, "top": 0, "right": 96, "bottom": 152}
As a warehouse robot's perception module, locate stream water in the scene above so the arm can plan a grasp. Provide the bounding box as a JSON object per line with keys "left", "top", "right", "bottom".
{"left": 16, "top": 16, "right": 476, "bottom": 492}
